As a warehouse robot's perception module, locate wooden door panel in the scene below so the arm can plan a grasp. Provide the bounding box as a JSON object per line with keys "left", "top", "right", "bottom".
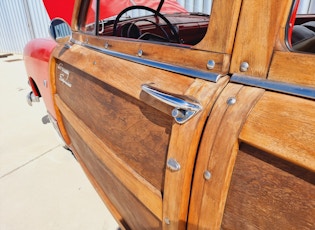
{"left": 221, "top": 143, "right": 315, "bottom": 230}
{"left": 63, "top": 117, "right": 162, "bottom": 229}
{"left": 55, "top": 61, "right": 171, "bottom": 191}
{"left": 190, "top": 87, "right": 315, "bottom": 229}
{"left": 51, "top": 44, "right": 229, "bottom": 229}
{"left": 55, "top": 94, "right": 164, "bottom": 218}
{"left": 239, "top": 91, "right": 315, "bottom": 172}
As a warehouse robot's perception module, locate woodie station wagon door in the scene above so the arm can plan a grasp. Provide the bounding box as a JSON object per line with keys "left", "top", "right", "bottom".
{"left": 49, "top": 0, "right": 315, "bottom": 229}
{"left": 50, "top": 0, "right": 241, "bottom": 228}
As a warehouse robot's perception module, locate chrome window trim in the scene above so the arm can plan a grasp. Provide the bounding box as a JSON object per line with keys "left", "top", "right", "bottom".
{"left": 231, "top": 74, "right": 315, "bottom": 100}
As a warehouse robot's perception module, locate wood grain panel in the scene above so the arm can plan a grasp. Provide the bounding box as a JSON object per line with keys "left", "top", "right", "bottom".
{"left": 222, "top": 143, "right": 315, "bottom": 229}
{"left": 64, "top": 117, "right": 162, "bottom": 229}
{"left": 55, "top": 95, "right": 163, "bottom": 220}
{"left": 239, "top": 91, "right": 315, "bottom": 172}
{"left": 52, "top": 44, "right": 195, "bottom": 101}
{"left": 188, "top": 84, "right": 265, "bottom": 229}
{"left": 56, "top": 63, "right": 171, "bottom": 191}
{"left": 268, "top": 51, "right": 315, "bottom": 87}
{"left": 230, "top": 0, "right": 293, "bottom": 77}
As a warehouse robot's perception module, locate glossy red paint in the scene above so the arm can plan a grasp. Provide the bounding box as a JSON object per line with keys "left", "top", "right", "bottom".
{"left": 24, "top": 38, "right": 57, "bottom": 118}
{"left": 288, "top": 0, "right": 300, "bottom": 46}
{"left": 43, "top": 0, "right": 75, "bottom": 24}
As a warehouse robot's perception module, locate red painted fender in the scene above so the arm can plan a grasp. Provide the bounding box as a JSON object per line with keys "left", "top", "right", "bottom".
{"left": 23, "top": 38, "right": 57, "bottom": 118}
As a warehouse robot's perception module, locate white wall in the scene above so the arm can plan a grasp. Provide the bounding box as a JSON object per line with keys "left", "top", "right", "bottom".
{"left": 0, "top": 0, "right": 50, "bottom": 54}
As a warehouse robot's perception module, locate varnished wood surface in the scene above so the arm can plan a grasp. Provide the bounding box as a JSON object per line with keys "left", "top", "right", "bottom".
{"left": 49, "top": 56, "right": 71, "bottom": 145}
{"left": 268, "top": 51, "right": 315, "bottom": 87}
{"left": 230, "top": 0, "right": 293, "bottom": 77}
{"left": 52, "top": 44, "right": 195, "bottom": 101}
{"left": 72, "top": 33, "right": 230, "bottom": 74}
{"left": 222, "top": 143, "right": 315, "bottom": 230}
{"left": 56, "top": 62, "right": 171, "bottom": 191}
{"left": 188, "top": 84, "right": 265, "bottom": 229}
{"left": 195, "top": 0, "right": 242, "bottom": 54}
{"left": 52, "top": 42, "right": 230, "bottom": 228}
{"left": 71, "top": 0, "right": 81, "bottom": 30}
{"left": 162, "top": 77, "right": 229, "bottom": 229}
{"left": 55, "top": 94, "right": 163, "bottom": 220}
{"left": 64, "top": 118, "right": 162, "bottom": 229}
{"left": 240, "top": 91, "right": 315, "bottom": 172}
{"left": 48, "top": 1, "right": 315, "bottom": 229}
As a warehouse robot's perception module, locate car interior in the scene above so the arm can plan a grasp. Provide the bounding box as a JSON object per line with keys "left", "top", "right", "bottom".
{"left": 98, "top": 7, "right": 209, "bottom": 45}
{"left": 292, "top": 16, "right": 315, "bottom": 53}
{"left": 80, "top": 0, "right": 211, "bottom": 46}
{"left": 288, "top": 0, "right": 315, "bottom": 53}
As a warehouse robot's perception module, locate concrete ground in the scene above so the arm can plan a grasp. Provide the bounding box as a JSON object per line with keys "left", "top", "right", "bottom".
{"left": 0, "top": 54, "right": 119, "bottom": 230}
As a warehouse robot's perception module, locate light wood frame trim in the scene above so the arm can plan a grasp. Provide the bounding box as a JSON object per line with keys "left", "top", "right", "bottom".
{"left": 188, "top": 84, "right": 265, "bottom": 229}
{"left": 195, "top": 0, "right": 242, "bottom": 54}
{"left": 71, "top": 0, "right": 82, "bottom": 30}
{"left": 230, "top": 0, "right": 293, "bottom": 78}
{"left": 72, "top": 33, "right": 231, "bottom": 75}
{"left": 161, "top": 77, "right": 229, "bottom": 229}
{"left": 49, "top": 55, "right": 71, "bottom": 145}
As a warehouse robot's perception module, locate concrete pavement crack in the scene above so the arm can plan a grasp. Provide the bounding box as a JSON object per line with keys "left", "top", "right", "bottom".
{"left": 0, "top": 145, "right": 62, "bottom": 180}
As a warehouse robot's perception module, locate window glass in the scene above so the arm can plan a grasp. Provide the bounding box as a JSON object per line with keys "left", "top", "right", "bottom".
{"left": 81, "top": 0, "right": 213, "bottom": 46}
{"left": 288, "top": 0, "right": 315, "bottom": 53}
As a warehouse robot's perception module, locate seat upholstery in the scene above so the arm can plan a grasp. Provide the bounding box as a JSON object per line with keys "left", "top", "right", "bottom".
{"left": 292, "top": 22, "right": 315, "bottom": 53}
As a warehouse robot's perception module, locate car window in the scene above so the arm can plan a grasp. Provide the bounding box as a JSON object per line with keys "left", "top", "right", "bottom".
{"left": 288, "top": 0, "right": 315, "bottom": 53}
{"left": 80, "top": 0, "right": 213, "bottom": 46}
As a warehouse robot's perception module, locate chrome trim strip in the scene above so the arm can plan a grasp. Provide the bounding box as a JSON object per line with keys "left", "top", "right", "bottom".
{"left": 231, "top": 74, "right": 315, "bottom": 100}
{"left": 76, "top": 41, "right": 221, "bottom": 82}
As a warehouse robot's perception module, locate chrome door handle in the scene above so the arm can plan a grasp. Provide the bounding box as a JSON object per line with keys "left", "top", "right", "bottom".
{"left": 141, "top": 84, "right": 202, "bottom": 124}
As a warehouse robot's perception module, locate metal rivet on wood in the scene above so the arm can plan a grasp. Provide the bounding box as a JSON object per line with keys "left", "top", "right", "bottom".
{"left": 226, "top": 97, "right": 237, "bottom": 105}
{"left": 204, "top": 170, "right": 212, "bottom": 180}
{"left": 207, "top": 60, "right": 215, "bottom": 70}
{"left": 167, "top": 158, "right": 181, "bottom": 172}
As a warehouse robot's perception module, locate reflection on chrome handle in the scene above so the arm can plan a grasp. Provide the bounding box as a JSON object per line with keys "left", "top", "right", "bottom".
{"left": 141, "top": 84, "right": 202, "bottom": 124}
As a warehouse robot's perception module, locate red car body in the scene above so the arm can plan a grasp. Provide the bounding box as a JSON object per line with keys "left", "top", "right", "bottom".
{"left": 24, "top": 38, "right": 57, "bottom": 117}
{"left": 43, "top": 0, "right": 75, "bottom": 25}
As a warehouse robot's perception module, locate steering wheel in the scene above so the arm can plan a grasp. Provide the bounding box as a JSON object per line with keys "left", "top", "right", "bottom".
{"left": 112, "top": 5, "right": 180, "bottom": 43}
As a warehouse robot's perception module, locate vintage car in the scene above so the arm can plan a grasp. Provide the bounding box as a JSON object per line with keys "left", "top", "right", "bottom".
{"left": 24, "top": 0, "right": 315, "bottom": 229}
